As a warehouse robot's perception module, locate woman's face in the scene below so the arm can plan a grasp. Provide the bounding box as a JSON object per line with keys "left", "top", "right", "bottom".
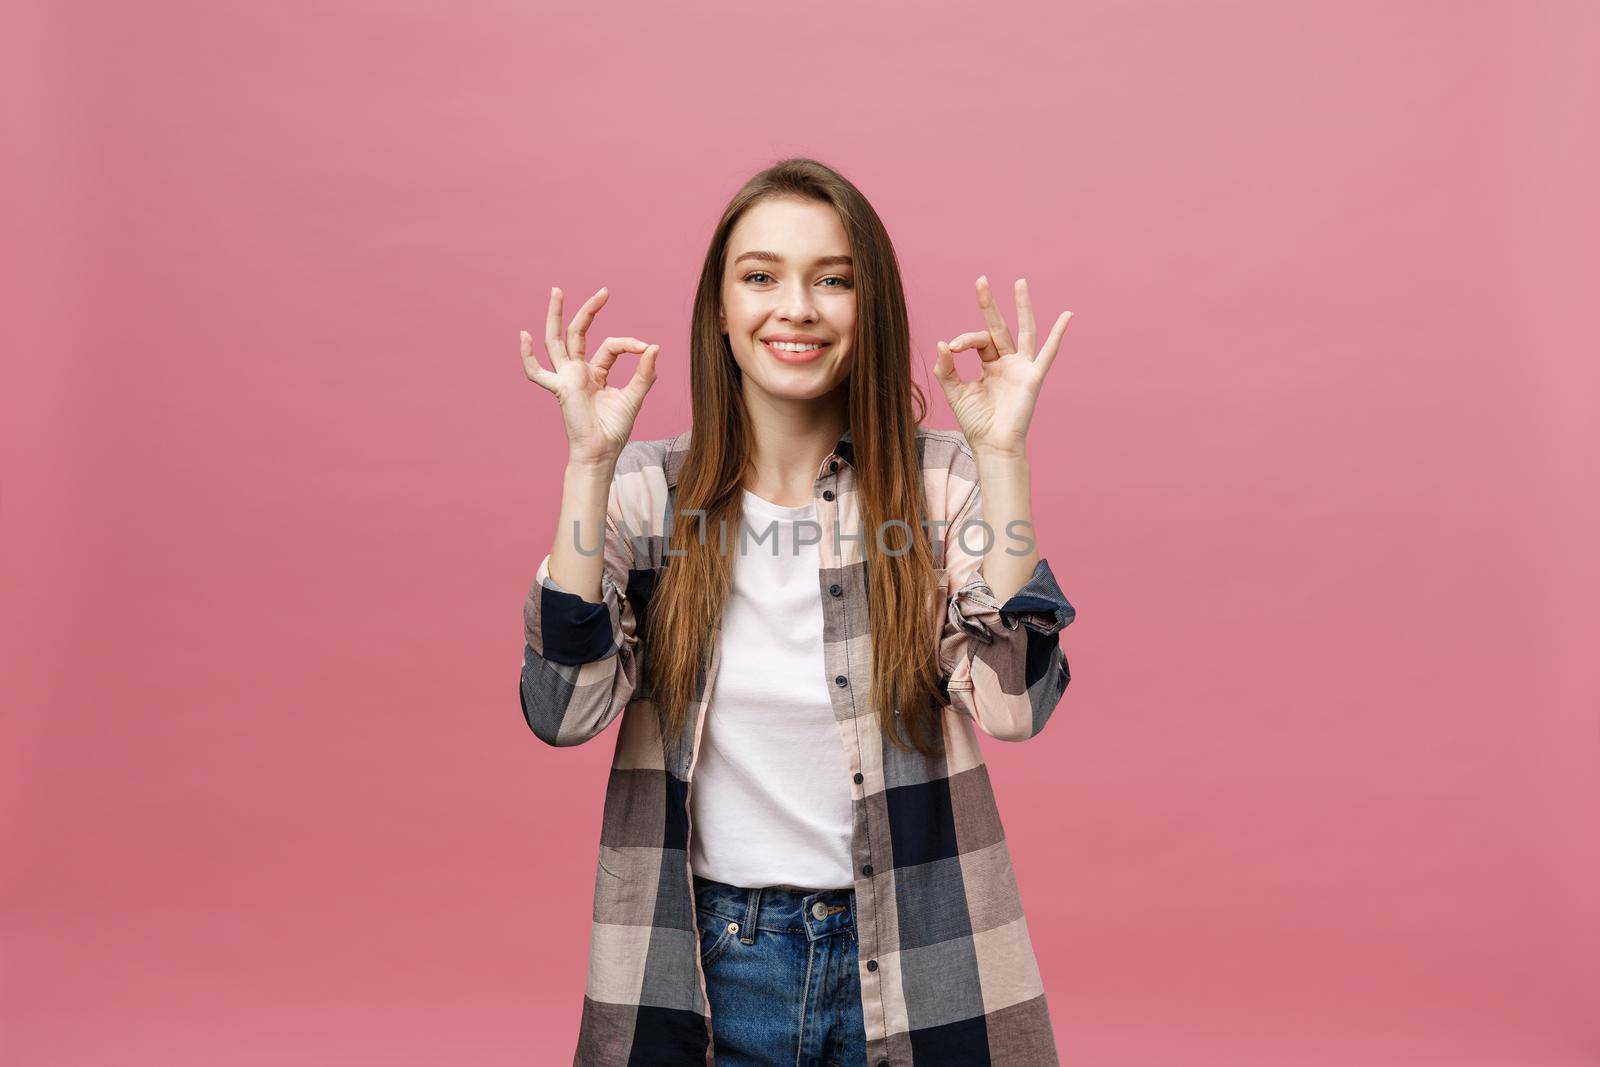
{"left": 720, "top": 196, "right": 856, "bottom": 403}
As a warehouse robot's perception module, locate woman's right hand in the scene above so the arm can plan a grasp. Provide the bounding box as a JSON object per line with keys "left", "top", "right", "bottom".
{"left": 520, "top": 285, "right": 660, "bottom": 468}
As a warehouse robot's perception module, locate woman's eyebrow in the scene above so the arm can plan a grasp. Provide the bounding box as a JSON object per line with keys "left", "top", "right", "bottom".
{"left": 732, "top": 251, "right": 854, "bottom": 267}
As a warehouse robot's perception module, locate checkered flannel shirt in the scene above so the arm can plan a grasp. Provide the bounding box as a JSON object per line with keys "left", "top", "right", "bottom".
{"left": 520, "top": 425, "right": 1076, "bottom": 1065}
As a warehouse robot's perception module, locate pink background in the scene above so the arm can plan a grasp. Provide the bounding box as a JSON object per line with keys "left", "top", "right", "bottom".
{"left": 4, "top": 0, "right": 1596, "bottom": 1063}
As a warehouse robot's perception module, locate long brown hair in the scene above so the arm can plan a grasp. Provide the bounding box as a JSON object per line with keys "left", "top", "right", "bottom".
{"left": 645, "top": 157, "right": 948, "bottom": 759}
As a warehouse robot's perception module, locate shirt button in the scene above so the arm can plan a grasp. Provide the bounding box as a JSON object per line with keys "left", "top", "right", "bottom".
{"left": 822, "top": 489, "right": 835, "bottom": 501}
{"left": 835, "top": 675, "right": 848, "bottom": 687}
{"left": 866, "top": 959, "right": 878, "bottom": 971}
{"left": 862, "top": 864, "right": 873, "bottom": 876}
{"left": 829, "top": 583, "right": 842, "bottom": 597}
{"left": 829, "top": 460, "right": 839, "bottom": 473}
{"left": 852, "top": 772, "right": 863, "bottom": 784}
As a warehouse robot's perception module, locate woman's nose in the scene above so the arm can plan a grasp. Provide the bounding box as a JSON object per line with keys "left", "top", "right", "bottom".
{"left": 779, "top": 295, "right": 818, "bottom": 321}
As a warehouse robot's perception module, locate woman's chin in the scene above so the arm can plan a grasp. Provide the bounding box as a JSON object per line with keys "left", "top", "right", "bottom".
{"left": 749, "top": 372, "right": 849, "bottom": 403}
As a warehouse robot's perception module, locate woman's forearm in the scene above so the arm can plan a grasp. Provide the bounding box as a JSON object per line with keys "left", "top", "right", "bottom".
{"left": 973, "top": 448, "right": 1039, "bottom": 604}
{"left": 545, "top": 457, "right": 617, "bottom": 603}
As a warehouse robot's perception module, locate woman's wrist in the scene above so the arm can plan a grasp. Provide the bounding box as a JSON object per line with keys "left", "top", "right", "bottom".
{"left": 566, "top": 454, "right": 619, "bottom": 484}
{"left": 973, "top": 448, "right": 1030, "bottom": 488}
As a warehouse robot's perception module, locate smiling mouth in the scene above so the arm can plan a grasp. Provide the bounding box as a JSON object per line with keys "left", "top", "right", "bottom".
{"left": 762, "top": 339, "right": 831, "bottom": 364}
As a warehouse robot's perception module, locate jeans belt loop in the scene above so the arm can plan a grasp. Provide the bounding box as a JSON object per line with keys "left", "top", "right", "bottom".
{"left": 739, "top": 887, "right": 762, "bottom": 945}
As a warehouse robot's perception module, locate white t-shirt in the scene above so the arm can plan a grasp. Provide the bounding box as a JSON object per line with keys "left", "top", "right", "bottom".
{"left": 688, "top": 488, "right": 855, "bottom": 890}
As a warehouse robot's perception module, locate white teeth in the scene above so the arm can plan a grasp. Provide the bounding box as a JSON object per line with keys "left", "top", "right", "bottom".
{"left": 767, "top": 340, "right": 825, "bottom": 352}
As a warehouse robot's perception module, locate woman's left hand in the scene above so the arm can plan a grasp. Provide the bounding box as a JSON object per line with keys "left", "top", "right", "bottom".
{"left": 933, "top": 276, "right": 1073, "bottom": 459}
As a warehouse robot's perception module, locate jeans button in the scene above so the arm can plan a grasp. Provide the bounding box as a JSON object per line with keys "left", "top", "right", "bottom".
{"left": 727, "top": 921, "right": 739, "bottom": 934}
{"left": 811, "top": 902, "right": 828, "bottom": 920}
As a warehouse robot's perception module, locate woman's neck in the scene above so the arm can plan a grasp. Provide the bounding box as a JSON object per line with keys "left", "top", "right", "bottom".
{"left": 741, "top": 392, "right": 848, "bottom": 508}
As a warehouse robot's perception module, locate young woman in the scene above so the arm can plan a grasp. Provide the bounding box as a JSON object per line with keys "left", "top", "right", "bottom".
{"left": 518, "top": 158, "right": 1077, "bottom": 1067}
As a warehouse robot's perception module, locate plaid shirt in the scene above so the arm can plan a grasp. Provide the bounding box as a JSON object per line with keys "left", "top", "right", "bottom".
{"left": 521, "top": 425, "right": 1076, "bottom": 1066}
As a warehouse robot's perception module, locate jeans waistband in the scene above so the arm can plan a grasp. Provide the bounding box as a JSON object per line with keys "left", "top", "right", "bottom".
{"left": 693, "top": 874, "right": 856, "bottom": 944}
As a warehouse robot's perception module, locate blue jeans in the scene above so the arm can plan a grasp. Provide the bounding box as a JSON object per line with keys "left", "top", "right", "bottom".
{"left": 693, "top": 874, "right": 868, "bottom": 1067}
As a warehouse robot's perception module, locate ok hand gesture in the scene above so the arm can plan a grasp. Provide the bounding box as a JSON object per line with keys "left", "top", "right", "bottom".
{"left": 933, "top": 277, "right": 1073, "bottom": 459}
{"left": 520, "top": 286, "right": 660, "bottom": 467}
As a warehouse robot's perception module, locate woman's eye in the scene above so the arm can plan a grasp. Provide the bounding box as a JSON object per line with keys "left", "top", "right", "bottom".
{"left": 743, "top": 272, "right": 852, "bottom": 289}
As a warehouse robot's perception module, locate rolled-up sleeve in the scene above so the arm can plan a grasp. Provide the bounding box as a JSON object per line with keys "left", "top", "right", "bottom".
{"left": 520, "top": 498, "right": 644, "bottom": 747}
{"left": 939, "top": 480, "right": 1075, "bottom": 742}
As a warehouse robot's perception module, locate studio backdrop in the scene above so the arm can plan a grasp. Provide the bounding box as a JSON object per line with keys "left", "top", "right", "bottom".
{"left": 3, "top": 1, "right": 1596, "bottom": 1064}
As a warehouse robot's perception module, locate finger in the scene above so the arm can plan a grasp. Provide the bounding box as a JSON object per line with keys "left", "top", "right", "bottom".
{"left": 545, "top": 287, "right": 569, "bottom": 367}
{"left": 1033, "top": 310, "right": 1074, "bottom": 379}
{"left": 975, "top": 276, "right": 1016, "bottom": 354}
{"left": 521, "top": 329, "right": 557, "bottom": 390}
{"left": 1015, "top": 279, "right": 1036, "bottom": 356}
{"left": 622, "top": 344, "right": 660, "bottom": 406}
{"left": 566, "top": 286, "right": 609, "bottom": 364}
{"left": 520, "top": 328, "right": 545, "bottom": 374}
{"left": 591, "top": 337, "right": 649, "bottom": 377}
{"left": 932, "top": 341, "right": 964, "bottom": 392}
{"left": 949, "top": 330, "right": 1002, "bottom": 363}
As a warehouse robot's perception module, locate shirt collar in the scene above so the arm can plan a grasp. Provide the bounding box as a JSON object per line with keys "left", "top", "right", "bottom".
{"left": 667, "top": 425, "right": 855, "bottom": 488}
{"left": 831, "top": 426, "right": 855, "bottom": 471}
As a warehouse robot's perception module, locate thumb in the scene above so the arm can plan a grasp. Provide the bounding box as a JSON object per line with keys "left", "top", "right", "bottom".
{"left": 623, "top": 344, "right": 659, "bottom": 406}
{"left": 933, "top": 341, "right": 961, "bottom": 394}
